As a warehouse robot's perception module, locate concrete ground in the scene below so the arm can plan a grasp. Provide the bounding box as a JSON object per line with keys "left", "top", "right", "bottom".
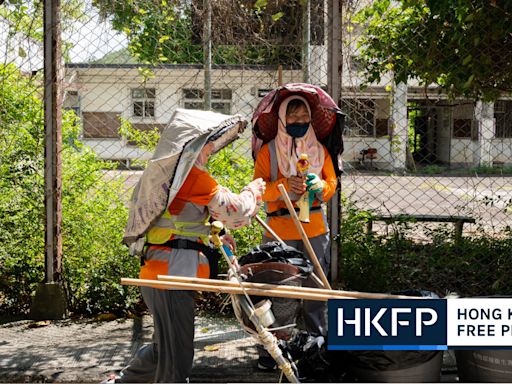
{"left": 0, "top": 314, "right": 459, "bottom": 383}
{"left": 0, "top": 314, "right": 280, "bottom": 383}
{"left": 341, "top": 173, "right": 512, "bottom": 235}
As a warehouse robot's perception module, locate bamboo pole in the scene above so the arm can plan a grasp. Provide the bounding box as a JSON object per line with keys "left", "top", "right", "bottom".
{"left": 254, "top": 215, "right": 285, "bottom": 245}
{"left": 157, "top": 275, "right": 420, "bottom": 300}
{"left": 277, "top": 184, "right": 331, "bottom": 289}
{"left": 123, "top": 278, "right": 352, "bottom": 301}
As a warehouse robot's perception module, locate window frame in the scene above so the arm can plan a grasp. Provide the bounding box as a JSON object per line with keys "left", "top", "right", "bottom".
{"left": 495, "top": 100, "right": 512, "bottom": 138}
{"left": 341, "top": 98, "right": 376, "bottom": 137}
{"left": 452, "top": 118, "right": 474, "bottom": 139}
{"left": 131, "top": 87, "right": 156, "bottom": 118}
{"left": 183, "top": 88, "right": 232, "bottom": 115}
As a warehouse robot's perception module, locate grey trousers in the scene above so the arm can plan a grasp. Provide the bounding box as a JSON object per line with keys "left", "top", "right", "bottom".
{"left": 119, "top": 287, "right": 195, "bottom": 383}
{"left": 263, "top": 232, "right": 330, "bottom": 336}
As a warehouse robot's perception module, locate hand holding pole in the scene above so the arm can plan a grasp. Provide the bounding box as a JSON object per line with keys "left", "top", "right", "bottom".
{"left": 210, "top": 221, "right": 239, "bottom": 272}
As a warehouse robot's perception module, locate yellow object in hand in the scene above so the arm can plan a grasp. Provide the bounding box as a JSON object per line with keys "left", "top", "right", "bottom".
{"left": 296, "top": 154, "right": 310, "bottom": 223}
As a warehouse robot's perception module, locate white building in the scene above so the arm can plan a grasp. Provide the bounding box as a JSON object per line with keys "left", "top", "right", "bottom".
{"left": 66, "top": 61, "right": 512, "bottom": 170}
{"left": 338, "top": 7, "right": 512, "bottom": 171}
{"left": 64, "top": 63, "right": 303, "bottom": 166}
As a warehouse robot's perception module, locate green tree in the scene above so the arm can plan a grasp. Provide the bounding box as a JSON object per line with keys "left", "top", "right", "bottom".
{"left": 92, "top": 0, "right": 304, "bottom": 65}
{"left": 93, "top": 0, "right": 202, "bottom": 64}
{"left": 355, "top": 0, "right": 512, "bottom": 101}
{"left": 0, "top": 0, "right": 91, "bottom": 62}
{"left": 0, "top": 0, "right": 86, "bottom": 42}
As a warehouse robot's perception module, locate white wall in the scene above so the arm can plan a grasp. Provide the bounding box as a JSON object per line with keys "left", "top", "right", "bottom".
{"left": 450, "top": 139, "right": 475, "bottom": 164}
{"left": 81, "top": 138, "right": 152, "bottom": 161}
{"left": 310, "top": 45, "right": 328, "bottom": 86}
{"left": 491, "top": 139, "right": 512, "bottom": 165}
{"left": 343, "top": 137, "right": 392, "bottom": 167}
{"left": 451, "top": 138, "right": 512, "bottom": 166}
{"left": 448, "top": 102, "right": 512, "bottom": 166}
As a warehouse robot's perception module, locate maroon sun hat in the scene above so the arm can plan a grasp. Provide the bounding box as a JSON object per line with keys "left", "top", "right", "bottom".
{"left": 252, "top": 83, "right": 340, "bottom": 143}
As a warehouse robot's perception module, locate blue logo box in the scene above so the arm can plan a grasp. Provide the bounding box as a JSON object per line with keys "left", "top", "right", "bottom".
{"left": 327, "top": 299, "right": 447, "bottom": 350}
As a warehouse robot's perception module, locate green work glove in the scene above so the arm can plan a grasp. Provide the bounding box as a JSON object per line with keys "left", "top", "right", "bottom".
{"left": 308, "top": 190, "right": 316, "bottom": 208}
{"left": 306, "top": 173, "right": 323, "bottom": 194}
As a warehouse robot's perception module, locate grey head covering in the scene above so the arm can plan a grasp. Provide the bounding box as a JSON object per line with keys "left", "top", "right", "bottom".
{"left": 123, "top": 108, "right": 247, "bottom": 248}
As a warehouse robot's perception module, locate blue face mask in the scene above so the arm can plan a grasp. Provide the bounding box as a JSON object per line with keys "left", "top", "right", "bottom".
{"left": 286, "top": 123, "right": 309, "bottom": 138}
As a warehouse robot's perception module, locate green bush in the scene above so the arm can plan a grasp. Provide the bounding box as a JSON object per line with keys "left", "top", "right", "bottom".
{"left": 339, "top": 198, "right": 512, "bottom": 297}
{"left": 0, "top": 65, "right": 140, "bottom": 316}
{"left": 61, "top": 146, "right": 139, "bottom": 315}
{"left": 0, "top": 66, "right": 46, "bottom": 314}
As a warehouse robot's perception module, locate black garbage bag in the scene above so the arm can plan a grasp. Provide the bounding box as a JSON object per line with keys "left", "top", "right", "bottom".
{"left": 238, "top": 241, "right": 314, "bottom": 276}
{"left": 344, "top": 350, "right": 440, "bottom": 372}
{"left": 284, "top": 331, "right": 347, "bottom": 382}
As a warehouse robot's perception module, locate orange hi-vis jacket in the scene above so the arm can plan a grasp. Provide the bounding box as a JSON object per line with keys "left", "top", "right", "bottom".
{"left": 140, "top": 166, "right": 219, "bottom": 281}
{"left": 254, "top": 141, "right": 337, "bottom": 240}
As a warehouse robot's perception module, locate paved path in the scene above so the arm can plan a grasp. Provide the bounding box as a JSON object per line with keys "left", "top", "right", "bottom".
{"left": 341, "top": 174, "right": 512, "bottom": 234}
{"left": 0, "top": 314, "right": 279, "bottom": 383}
{"left": 0, "top": 313, "right": 460, "bottom": 383}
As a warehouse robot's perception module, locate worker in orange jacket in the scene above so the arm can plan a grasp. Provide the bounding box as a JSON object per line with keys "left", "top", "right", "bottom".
{"left": 105, "top": 110, "right": 265, "bottom": 383}
{"left": 253, "top": 95, "right": 337, "bottom": 370}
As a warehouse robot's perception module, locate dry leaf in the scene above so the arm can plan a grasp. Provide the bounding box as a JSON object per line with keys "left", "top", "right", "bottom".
{"left": 28, "top": 320, "right": 50, "bottom": 328}
{"left": 96, "top": 313, "right": 117, "bottom": 321}
{"left": 204, "top": 345, "right": 220, "bottom": 351}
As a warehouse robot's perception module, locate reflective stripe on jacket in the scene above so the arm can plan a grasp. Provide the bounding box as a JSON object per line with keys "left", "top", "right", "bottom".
{"left": 140, "top": 166, "right": 219, "bottom": 281}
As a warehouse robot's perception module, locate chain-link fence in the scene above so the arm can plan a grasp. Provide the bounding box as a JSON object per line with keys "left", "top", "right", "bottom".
{"left": 337, "top": 1, "right": 512, "bottom": 298}
{"left": 2, "top": 0, "right": 512, "bottom": 322}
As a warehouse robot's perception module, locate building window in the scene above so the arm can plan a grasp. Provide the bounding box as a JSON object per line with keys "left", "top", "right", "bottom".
{"left": 132, "top": 88, "right": 155, "bottom": 118}
{"left": 495, "top": 100, "right": 512, "bottom": 138}
{"left": 340, "top": 99, "right": 375, "bottom": 137}
{"left": 63, "top": 90, "right": 80, "bottom": 116}
{"left": 453, "top": 119, "right": 473, "bottom": 138}
{"left": 183, "top": 88, "right": 232, "bottom": 114}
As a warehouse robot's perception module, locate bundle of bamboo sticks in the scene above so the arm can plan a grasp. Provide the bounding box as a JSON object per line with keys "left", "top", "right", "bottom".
{"left": 121, "top": 275, "right": 421, "bottom": 301}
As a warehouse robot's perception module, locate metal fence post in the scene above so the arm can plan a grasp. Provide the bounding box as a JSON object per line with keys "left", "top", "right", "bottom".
{"left": 203, "top": 0, "right": 212, "bottom": 110}
{"left": 31, "top": 0, "right": 66, "bottom": 320}
{"left": 302, "top": 0, "right": 311, "bottom": 83}
{"left": 327, "top": 0, "right": 341, "bottom": 284}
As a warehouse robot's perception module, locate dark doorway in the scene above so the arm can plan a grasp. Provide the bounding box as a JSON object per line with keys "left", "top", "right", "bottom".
{"left": 411, "top": 108, "right": 438, "bottom": 164}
